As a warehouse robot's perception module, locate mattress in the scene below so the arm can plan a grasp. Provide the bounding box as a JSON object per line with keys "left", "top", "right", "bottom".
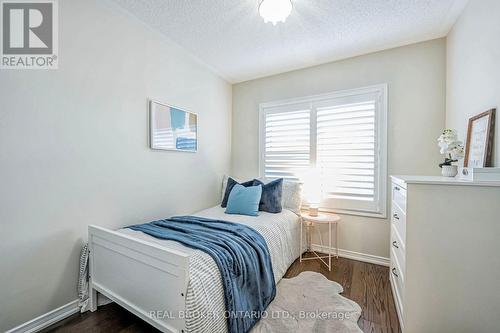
{"left": 118, "top": 205, "right": 301, "bottom": 333}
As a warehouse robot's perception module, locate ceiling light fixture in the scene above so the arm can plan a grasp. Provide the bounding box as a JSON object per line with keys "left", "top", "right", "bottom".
{"left": 259, "top": 0, "right": 293, "bottom": 26}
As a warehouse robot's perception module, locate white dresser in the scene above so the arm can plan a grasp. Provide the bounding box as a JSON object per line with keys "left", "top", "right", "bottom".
{"left": 390, "top": 176, "right": 500, "bottom": 333}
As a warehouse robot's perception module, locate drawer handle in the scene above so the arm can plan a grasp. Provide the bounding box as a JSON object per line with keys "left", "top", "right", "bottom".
{"left": 392, "top": 267, "right": 399, "bottom": 278}
{"left": 393, "top": 213, "right": 399, "bottom": 220}
{"left": 392, "top": 241, "right": 399, "bottom": 249}
{"left": 394, "top": 186, "right": 400, "bottom": 191}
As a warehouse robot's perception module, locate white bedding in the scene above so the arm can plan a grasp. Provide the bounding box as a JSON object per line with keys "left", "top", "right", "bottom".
{"left": 118, "top": 205, "right": 301, "bottom": 333}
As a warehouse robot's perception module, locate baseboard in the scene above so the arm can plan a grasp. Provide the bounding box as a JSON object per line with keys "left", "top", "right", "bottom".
{"left": 311, "top": 244, "right": 390, "bottom": 267}
{"left": 6, "top": 299, "right": 80, "bottom": 333}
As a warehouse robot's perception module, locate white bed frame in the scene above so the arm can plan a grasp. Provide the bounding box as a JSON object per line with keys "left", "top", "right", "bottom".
{"left": 88, "top": 225, "right": 190, "bottom": 333}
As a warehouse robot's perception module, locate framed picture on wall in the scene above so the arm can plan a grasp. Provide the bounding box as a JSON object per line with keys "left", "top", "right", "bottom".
{"left": 464, "top": 109, "right": 495, "bottom": 167}
{"left": 149, "top": 100, "right": 198, "bottom": 152}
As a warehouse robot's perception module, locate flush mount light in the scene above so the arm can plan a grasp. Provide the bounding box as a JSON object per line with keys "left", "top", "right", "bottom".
{"left": 259, "top": 0, "right": 293, "bottom": 25}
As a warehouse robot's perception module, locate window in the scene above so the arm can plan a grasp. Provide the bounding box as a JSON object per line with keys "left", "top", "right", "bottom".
{"left": 259, "top": 85, "right": 387, "bottom": 217}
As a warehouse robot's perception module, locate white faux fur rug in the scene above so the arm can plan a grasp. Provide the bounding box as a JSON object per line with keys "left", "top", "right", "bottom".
{"left": 251, "top": 271, "right": 363, "bottom": 333}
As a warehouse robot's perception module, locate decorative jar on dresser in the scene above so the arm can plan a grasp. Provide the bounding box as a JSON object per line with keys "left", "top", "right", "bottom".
{"left": 389, "top": 175, "right": 500, "bottom": 333}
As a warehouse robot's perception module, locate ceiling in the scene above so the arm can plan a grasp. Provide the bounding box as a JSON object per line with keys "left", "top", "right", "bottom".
{"left": 112, "top": 0, "right": 468, "bottom": 83}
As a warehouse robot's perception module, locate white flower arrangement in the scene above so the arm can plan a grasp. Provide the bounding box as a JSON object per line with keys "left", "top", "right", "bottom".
{"left": 437, "top": 129, "right": 464, "bottom": 167}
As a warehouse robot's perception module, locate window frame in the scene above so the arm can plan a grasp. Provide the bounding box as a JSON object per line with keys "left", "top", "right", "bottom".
{"left": 259, "top": 84, "right": 388, "bottom": 218}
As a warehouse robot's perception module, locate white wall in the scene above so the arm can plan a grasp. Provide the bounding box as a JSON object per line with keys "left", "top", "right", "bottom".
{"left": 0, "top": 0, "right": 231, "bottom": 331}
{"left": 232, "top": 39, "right": 446, "bottom": 260}
{"left": 447, "top": 0, "right": 500, "bottom": 167}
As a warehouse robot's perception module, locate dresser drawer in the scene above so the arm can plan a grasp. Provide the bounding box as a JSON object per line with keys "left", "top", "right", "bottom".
{"left": 390, "top": 224, "right": 405, "bottom": 273}
{"left": 391, "top": 203, "right": 406, "bottom": 244}
{"left": 392, "top": 183, "right": 407, "bottom": 213}
{"left": 390, "top": 258, "right": 405, "bottom": 321}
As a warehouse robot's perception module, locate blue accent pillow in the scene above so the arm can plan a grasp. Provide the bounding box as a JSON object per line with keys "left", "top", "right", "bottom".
{"left": 253, "top": 178, "right": 283, "bottom": 213}
{"left": 221, "top": 177, "right": 254, "bottom": 208}
{"left": 225, "top": 184, "right": 262, "bottom": 216}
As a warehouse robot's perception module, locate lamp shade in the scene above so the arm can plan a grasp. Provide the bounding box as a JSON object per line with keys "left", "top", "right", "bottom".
{"left": 301, "top": 167, "right": 322, "bottom": 205}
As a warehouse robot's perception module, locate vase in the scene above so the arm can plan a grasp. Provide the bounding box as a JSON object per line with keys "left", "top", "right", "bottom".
{"left": 441, "top": 165, "right": 458, "bottom": 177}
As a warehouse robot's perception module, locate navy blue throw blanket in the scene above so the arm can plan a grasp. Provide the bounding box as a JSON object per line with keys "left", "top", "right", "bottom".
{"left": 127, "top": 216, "right": 276, "bottom": 333}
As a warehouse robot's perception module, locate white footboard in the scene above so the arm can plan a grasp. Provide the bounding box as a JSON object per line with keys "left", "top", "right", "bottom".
{"left": 88, "top": 225, "right": 190, "bottom": 333}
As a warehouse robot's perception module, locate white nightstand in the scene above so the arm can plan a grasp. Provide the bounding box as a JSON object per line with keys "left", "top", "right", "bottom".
{"left": 300, "top": 212, "right": 340, "bottom": 271}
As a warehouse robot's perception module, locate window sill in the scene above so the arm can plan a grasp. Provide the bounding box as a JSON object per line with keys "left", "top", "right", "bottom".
{"left": 301, "top": 205, "right": 387, "bottom": 219}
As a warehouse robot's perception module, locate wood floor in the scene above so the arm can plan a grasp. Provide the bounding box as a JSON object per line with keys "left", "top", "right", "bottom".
{"left": 285, "top": 255, "right": 401, "bottom": 333}
{"left": 43, "top": 255, "right": 400, "bottom": 333}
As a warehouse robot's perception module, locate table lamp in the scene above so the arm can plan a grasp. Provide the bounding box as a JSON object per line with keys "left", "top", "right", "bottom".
{"left": 302, "top": 167, "right": 322, "bottom": 217}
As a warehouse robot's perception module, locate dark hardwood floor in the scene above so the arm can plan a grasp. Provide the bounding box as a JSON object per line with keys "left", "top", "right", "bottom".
{"left": 285, "top": 255, "right": 401, "bottom": 333}
{"left": 43, "top": 255, "right": 400, "bottom": 333}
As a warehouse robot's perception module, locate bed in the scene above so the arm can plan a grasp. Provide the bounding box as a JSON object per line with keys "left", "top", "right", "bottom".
{"left": 88, "top": 205, "right": 301, "bottom": 333}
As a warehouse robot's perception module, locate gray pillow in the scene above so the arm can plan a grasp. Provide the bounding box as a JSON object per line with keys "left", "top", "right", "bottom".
{"left": 258, "top": 177, "right": 302, "bottom": 214}
{"left": 221, "top": 177, "right": 255, "bottom": 208}
{"left": 253, "top": 178, "right": 283, "bottom": 213}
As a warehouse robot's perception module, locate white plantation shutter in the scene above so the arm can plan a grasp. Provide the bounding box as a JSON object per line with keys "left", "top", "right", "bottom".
{"left": 315, "top": 92, "right": 383, "bottom": 214}
{"left": 261, "top": 103, "right": 311, "bottom": 181}
{"left": 260, "top": 85, "right": 387, "bottom": 217}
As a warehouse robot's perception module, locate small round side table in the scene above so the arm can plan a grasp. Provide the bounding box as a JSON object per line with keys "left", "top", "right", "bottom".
{"left": 300, "top": 212, "right": 340, "bottom": 271}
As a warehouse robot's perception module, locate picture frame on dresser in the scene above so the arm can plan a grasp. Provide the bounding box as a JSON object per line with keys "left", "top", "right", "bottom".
{"left": 464, "top": 109, "right": 495, "bottom": 167}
